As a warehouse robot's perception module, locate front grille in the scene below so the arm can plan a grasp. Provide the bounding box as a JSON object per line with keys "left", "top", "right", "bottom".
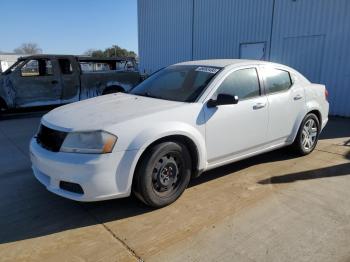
{"left": 36, "top": 124, "right": 68, "bottom": 152}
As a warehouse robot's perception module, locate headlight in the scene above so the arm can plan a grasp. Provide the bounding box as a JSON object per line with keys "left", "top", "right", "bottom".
{"left": 60, "top": 131, "right": 117, "bottom": 154}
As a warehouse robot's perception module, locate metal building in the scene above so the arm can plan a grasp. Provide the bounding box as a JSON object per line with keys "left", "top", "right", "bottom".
{"left": 138, "top": 0, "right": 350, "bottom": 116}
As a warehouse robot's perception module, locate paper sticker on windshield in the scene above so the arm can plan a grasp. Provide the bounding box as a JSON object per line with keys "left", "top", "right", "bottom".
{"left": 195, "top": 67, "right": 220, "bottom": 74}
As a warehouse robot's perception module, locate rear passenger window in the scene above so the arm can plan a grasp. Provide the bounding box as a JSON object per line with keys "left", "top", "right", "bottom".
{"left": 79, "top": 62, "right": 114, "bottom": 72}
{"left": 58, "top": 59, "right": 73, "bottom": 74}
{"left": 215, "top": 68, "right": 260, "bottom": 100}
{"left": 263, "top": 68, "right": 292, "bottom": 93}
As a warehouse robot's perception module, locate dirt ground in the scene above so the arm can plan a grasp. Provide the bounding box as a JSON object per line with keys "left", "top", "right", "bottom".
{"left": 0, "top": 112, "right": 349, "bottom": 262}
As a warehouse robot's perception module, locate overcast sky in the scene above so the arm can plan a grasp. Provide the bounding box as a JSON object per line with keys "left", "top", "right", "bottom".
{"left": 0, "top": 0, "right": 138, "bottom": 55}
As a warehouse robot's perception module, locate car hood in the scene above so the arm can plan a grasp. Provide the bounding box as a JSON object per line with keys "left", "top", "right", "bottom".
{"left": 42, "top": 93, "right": 185, "bottom": 131}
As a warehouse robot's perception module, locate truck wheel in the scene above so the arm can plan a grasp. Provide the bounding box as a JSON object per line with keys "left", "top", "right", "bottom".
{"left": 133, "top": 141, "right": 192, "bottom": 208}
{"left": 292, "top": 113, "right": 320, "bottom": 156}
{"left": 102, "top": 86, "right": 124, "bottom": 95}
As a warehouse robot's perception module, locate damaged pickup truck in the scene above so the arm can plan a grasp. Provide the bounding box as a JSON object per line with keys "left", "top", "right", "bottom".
{"left": 0, "top": 55, "right": 141, "bottom": 113}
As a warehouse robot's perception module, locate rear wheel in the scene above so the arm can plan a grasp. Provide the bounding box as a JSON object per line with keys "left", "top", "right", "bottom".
{"left": 292, "top": 113, "right": 320, "bottom": 155}
{"left": 133, "top": 141, "right": 192, "bottom": 207}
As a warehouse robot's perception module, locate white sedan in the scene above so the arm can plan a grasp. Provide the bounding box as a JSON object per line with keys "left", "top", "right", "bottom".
{"left": 30, "top": 59, "right": 329, "bottom": 207}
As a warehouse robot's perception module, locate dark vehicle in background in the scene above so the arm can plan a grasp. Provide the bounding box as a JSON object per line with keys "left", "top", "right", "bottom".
{"left": 0, "top": 55, "right": 141, "bottom": 113}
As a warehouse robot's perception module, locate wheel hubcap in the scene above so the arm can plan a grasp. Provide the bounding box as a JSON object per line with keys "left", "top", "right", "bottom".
{"left": 301, "top": 119, "right": 318, "bottom": 150}
{"left": 152, "top": 154, "right": 181, "bottom": 194}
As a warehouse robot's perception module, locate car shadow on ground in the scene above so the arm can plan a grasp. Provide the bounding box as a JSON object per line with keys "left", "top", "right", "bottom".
{"left": 258, "top": 161, "right": 350, "bottom": 185}
{"left": 189, "top": 147, "right": 300, "bottom": 188}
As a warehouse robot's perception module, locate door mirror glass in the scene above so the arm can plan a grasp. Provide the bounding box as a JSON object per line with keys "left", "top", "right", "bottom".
{"left": 207, "top": 93, "right": 239, "bottom": 107}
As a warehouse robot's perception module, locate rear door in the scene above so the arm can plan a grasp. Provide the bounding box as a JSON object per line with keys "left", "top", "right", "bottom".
{"left": 58, "top": 57, "right": 80, "bottom": 103}
{"left": 259, "top": 66, "right": 306, "bottom": 143}
{"left": 13, "top": 58, "right": 62, "bottom": 107}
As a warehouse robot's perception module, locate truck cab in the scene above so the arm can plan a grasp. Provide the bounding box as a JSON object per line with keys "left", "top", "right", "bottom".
{"left": 0, "top": 55, "right": 141, "bottom": 111}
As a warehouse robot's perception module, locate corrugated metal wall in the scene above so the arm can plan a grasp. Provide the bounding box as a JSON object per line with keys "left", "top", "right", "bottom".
{"left": 193, "top": 0, "right": 273, "bottom": 60}
{"left": 138, "top": 0, "right": 193, "bottom": 74}
{"left": 270, "top": 0, "right": 350, "bottom": 116}
{"left": 138, "top": 0, "right": 350, "bottom": 116}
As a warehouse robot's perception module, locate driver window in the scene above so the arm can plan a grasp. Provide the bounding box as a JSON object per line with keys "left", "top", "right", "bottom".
{"left": 215, "top": 68, "right": 260, "bottom": 100}
{"left": 21, "top": 59, "right": 53, "bottom": 77}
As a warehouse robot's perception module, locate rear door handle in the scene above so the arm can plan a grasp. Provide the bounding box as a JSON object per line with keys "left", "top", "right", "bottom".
{"left": 294, "top": 94, "right": 303, "bottom": 100}
{"left": 253, "top": 103, "right": 266, "bottom": 110}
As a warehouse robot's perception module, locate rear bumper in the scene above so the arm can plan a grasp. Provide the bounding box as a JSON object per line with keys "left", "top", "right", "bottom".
{"left": 30, "top": 138, "right": 138, "bottom": 202}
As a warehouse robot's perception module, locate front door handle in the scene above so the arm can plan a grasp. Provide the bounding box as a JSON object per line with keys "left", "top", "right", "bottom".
{"left": 51, "top": 80, "right": 59, "bottom": 84}
{"left": 294, "top": 94, "right": 303, "bottom": 100}
{"left": 253, "top": 103, "right": 266, "bottom": 110}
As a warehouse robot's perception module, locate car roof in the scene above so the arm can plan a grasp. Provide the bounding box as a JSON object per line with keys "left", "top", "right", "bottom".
{"left": 174, "top": 59, "right": 280, "bottom": 68}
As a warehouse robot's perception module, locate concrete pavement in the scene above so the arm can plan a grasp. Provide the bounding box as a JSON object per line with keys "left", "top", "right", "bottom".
{"left": 0, "top": 114, "right": 349, "bottom": 262}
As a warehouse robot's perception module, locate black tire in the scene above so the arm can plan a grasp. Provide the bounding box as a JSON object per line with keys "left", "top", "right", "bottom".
{"left": 292, "top": 113, "right": 320, "bottom": 156}
{"left": 102, "top": 87, "right": 124, "bottom": 95}
{"left": 133, "top": 141, "right": 192, "bottom": 208}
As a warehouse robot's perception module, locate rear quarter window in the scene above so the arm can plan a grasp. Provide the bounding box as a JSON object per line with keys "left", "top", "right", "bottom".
{"left": 262, "top": 68, "right": 292, "bottom": 94}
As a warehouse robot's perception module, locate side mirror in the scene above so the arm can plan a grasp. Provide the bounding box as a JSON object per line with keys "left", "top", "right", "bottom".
{"left": 207, "top": 93, "right": 239, "bottom": 108}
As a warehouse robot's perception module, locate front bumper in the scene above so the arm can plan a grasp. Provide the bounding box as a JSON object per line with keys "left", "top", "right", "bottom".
{"left": 30, "top": 138, "right": 138, "bottom": 202}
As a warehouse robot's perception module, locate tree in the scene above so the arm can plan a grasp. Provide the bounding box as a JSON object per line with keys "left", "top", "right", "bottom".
{"left": 14, "top": 43, "right": 43, "bottom": 54}
{"left": 84, "top": 45, "right": 136, "bottom": 58}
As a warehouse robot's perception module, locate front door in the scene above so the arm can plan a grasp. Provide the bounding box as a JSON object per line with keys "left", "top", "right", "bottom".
{"left": 204, "top": 67, "right": 268, "bottom": 164}
{"left": 13, "top": 58, "right": 62, "bottom": 107}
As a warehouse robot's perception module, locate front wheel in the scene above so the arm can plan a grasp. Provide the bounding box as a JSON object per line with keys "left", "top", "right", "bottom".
{"left": 133, "top": 141, "right": 192, "bottom": 208}
{"left": 292, "top": 113, "right": 320, "bottom": 155}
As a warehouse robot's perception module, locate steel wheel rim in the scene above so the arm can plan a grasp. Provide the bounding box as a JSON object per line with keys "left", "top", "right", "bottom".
{"left": 301, "top": 119, "right": 318, "bottom": 150}
{"left": 151, "top": 152, "right": 182, "bottom": 197}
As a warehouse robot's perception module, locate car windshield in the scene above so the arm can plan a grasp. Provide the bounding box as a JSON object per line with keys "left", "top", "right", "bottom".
{"left": 2, "top": 60, "right": 25, "bottom": 75}
{"left": 130, "top": 65, "right": 222, "bottom": 102}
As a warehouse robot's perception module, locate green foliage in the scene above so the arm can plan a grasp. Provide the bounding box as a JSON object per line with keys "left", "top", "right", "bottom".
{"left": 84, "top": 45, "right": 136, "bottom": 58}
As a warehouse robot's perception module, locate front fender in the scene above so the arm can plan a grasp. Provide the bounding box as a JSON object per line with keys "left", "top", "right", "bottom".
{"left": 127, "top": 121, "right": 207, "bottom": 171}
{"left": 107, "top": 121, "right": 207, "bottom": 197}
{"left": 0, "top": 76, "right": 15, "bottom": 108}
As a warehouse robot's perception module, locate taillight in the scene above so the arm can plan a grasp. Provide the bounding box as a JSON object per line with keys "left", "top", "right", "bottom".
{"left": 325, "top": 88, "right": 329, "bottom": 101}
